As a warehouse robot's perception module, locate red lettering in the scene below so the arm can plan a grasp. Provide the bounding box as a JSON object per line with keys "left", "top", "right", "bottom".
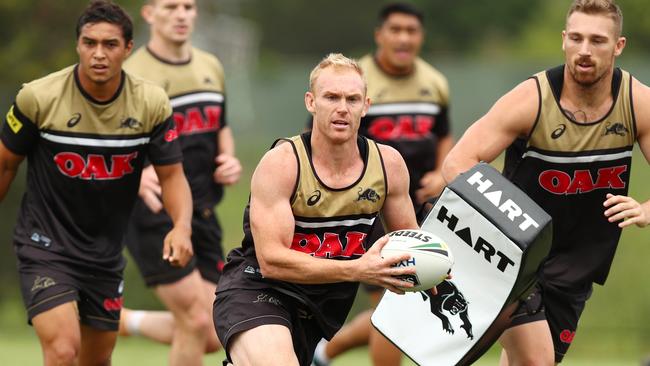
{"left": 165, "top": 127, "right": 179, "bottom": 142}
{"left": 559, "top": 329, "right": 575, "bottom": 343}
{"left": 315, "top": 233, "right": 344, "bottom": 258}
{"left": 173, "top": 106, "right": 223, "bottom": 135}
{"left": 367, "top": 117, "right": 395, "bottom": 140}
{"left": 594, "top": 165, "right": 627, "bottom": 189}
{"left": 367, "top": 115, "right": 434, "bottom": 140}
{"left": 103, "top": 296, "right": 124, "bottom": 311}
{"left": 566, "top": 170, "right": 595, "bottom": 194}
{"left": 539, "top": 170, "right": 571, "bottom": 194}
{"left": 204, "top": 106, "right": 222, "bottom": 130}
{"left": 173, "top": 112, "right": 185, "bottom": 132}
{"left": 291, "top": 233, "right": 321, "bottom": 254}
{"left": 415, "top": 115, "right": 434, "bottom": 135}
{"left": 186, "top": 108, "right": 204, "bottom": 132}
{"left": 341, "top": 232, "right": 367, "bottom": 257}
{"left": 54, "top": 152, "right": 85, "bottom": 177}
{"left": 397, "top": 116, "right": 416, "bottom": 138}
{"left": 53, "top": 152, "right": 138, "bottom": 180}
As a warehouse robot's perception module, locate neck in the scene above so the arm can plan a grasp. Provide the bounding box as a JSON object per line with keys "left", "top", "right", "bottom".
{"left": 562, "top": 67, "right": 614, "bottom": 109}
{"left": 375, "top": 51, "right": 414, "bottom": 76}
{"left": 76, "top": 67, "right": 121, "bottom": 102}
{"left": 148, "top": 36, "right": 191, "bottom": 63}
{"left": 310, "top": 131, "right": 362, "bottom": 185}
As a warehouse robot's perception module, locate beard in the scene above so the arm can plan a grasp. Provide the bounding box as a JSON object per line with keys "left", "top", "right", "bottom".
{"left": 567, "top": 59, "right": 609, "bottom": 88}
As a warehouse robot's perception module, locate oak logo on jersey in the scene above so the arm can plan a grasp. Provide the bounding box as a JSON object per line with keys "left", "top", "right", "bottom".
{"left": 66, "top": 113, "right": 82, "bottom": 128}
{"left": 551, "top": 124, "right": 566, "bottom": 139}
{"left": 307, "top": 190, "right": 322, "bottom": 206}
{"left": 6, "top": 106, "right": 23, "bottom": 133}
{"left": 421, "top": 281, "right": 473, "bottom": 339}
{"left": 539, "top": 165, "right": 627, "bottom": 195}
{"left": 367, "top": 115, "right": 434, "bottom": 140}
{"left": 173, "top": 106, "right": 222, "bottom": 135}
{"left": 357, "top": 187, "right": 380, "bottom": 203}
{"left": 291, "top": 231, "right": 368, "bottom": 258}
{"left": 603, "top": 122, "right": 628, "bottom": 136}
{"left": 119, "top": 117, "right": 142, "bottom": 130}
{"left": 53, "top": 152, "right": 138, "bottom": 180}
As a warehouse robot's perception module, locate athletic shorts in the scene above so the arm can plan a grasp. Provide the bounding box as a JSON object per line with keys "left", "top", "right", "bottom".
{"left": 17, "top": 256, "right": 124, "bottom": 331}
{"left": 124, "top": 202, "right": 225, "bottom": 287}
{"left": 509, "top": 281, "right": 592, "bottom": 362}
{"left": 214, "top": 288, "right": 323, "bottom": 366}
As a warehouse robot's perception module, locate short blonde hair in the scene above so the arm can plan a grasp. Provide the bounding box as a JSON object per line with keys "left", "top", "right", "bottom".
{"left": 308, "top": 53, "right": 366, "bottom": 93}
{"left": 567, "top": 0, "right": 623, "bottom": 36}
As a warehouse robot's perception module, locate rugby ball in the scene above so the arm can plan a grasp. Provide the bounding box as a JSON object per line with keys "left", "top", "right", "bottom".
{"left": 381, "top": 229, "right": 454, "bottom": 292}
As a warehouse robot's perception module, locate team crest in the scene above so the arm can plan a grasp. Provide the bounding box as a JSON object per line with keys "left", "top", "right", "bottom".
{"left": 356, "top": 187, "right": 380, "bottom": 202}
{"left": 603, "top": 122, "right": 628, "bottom": 136}
{"left": 420, "top": 280, "right": 474, "bottom": 339}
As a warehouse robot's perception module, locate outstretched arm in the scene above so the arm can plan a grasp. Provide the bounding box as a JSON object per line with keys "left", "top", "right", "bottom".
{"left": 251, "top": 143, "right": 416, "bottom": 294}
{"left": 442, "top": 78, "right": 539, "bottom": 182}
{"left": 154, "top": 162, "right": 193, "bottom": 266}
{"left": 214, "top": 126, "right": 242, "bottom": 185}
{"left": 604, "top": 78, "right": 650, "bottom": 228}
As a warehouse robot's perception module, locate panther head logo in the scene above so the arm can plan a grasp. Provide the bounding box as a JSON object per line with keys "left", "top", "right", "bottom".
{"left": 603, "top": 122, "right": 628, "bottom": 136}
{"left": 356, "top": 187, "right": 380, "bottom": 202}
{"left": 421, "top": 280, "right": 473, "bottom": 339}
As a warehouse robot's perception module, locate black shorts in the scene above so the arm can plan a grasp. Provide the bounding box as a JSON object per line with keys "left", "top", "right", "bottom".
{"left": 124, "top": 202, "right": 225, "bottom": 287}
{"left": 17, "top": 256, "right": 124, "bottom": 331}
{"left": 509, "top": 281, "right": 592, "bottom": 362}
{"left": 214, "top": 288, "right": 323, "bottom": 366}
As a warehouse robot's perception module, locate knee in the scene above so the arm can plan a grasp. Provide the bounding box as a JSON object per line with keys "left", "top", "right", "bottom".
{"left": 43, "top": 338, "right": 80, "bottom": 365}
{"left": 204, "top": 335, "right": 222, "bottom": 353}
{"left": 179, "top": 304, "right": 212, "bottom": 336}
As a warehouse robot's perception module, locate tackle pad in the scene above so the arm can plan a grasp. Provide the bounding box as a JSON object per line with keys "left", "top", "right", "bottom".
{"left": 372, "top": 163, "right": 552, "bottom": 365}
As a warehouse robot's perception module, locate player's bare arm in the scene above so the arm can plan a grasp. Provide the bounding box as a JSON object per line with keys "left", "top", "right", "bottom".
{"left": 154, "top": 162, "right": 193, "bottom": 266}
{"left": 214, "top": 126, "right": 242, "bottom": 185}
{"left": 0, "top": 141, "right": 24, "bottom": 202}
{"left": 604, "top": 77, "right": 650, "bottom": 228}
{"left": 138, "top": 165, "right": 163, "bottom": 213}
{"left": 442, "top": 78, "right": 540, "bottom": 183}
{"left": 250, "top": 143, "right": 415, "bottom": 293}
{"left": 415, "top": 134, "right": 454, "bottom": 203}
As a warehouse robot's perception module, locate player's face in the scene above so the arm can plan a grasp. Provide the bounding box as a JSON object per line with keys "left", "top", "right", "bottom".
{"left": 305, "top": 67, "right": 370, "bottom": 143}
{"left": 145, "top": 0, "right": 197, "bottom": 45}
{"left": 375, "top": 13, "right": 423, "bottom": 72}
{"left": 562, "top": 12, "right": 625, "bottom": 87}
{"left": 76, "top": 22, "right": 133, "bottom": 86}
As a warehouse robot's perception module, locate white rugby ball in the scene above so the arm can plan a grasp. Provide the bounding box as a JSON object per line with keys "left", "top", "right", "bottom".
{"left": 381, "top": 229, "right": 454, "bottom": 292}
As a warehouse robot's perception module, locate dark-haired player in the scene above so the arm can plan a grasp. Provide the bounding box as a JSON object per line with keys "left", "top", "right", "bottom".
{"left": 443, "top": 0, "right": 650, "bottom": 364}
{"left": 312, "top": 3, "right": 452, "bottom": 366}
{"left": 117, "top": 0, "right": 240, "bottom": 364}
{"left": 0, "top": 1, "right": 192, "bottom": 365}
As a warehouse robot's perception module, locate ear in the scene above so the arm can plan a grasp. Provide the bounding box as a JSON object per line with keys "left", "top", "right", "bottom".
{"left": 614, "top": 36, "right": 626, "bottom": 57}
{"left": 141, "top": 4, "right": 154, "bottom": 24}
{"left": 305, "top": 91, "right": 316, "bottom": 113}
{"left": 561, "top": 30, "right": 567, "bottom": 52}
{"left": 125, "top": 40, "right": 134, "bottom": 57}
{"left": 360, "top": 96, "right": 371, "bottom": 118}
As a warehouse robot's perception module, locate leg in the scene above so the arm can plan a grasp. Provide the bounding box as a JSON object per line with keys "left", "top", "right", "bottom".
{"left": 78, "top": 325, "right": 118, "bottom": 366}
{"left": 229, "top": 324, "right": 299, "bottom": 366}
{"left": 200, "top": 279, "right": 222, "bottom": 353}
{"left": 368, "top": 290, "right": 403, "bottom": 366}
{"left": 32, "top": 302, "right": 82, "bottom": 366}
{"left": 498, "top": 320, "right": 555, "bottom": 366}
{"left": 119, "top": 308, "right": 174, "bottom": 343}
{"left": 155, "top": 269, "right": 213, "bottom": 366}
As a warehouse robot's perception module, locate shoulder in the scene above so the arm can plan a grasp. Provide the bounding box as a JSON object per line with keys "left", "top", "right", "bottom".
{"left": 16, "top": 65, "right": 75, "bottom": 121}
{"left": 252, "top": 139, "right": 298, "bottom": 192}
{"left": 193, "top": 48, "right": 224, "bottom": 73}
{"left": 123, "top": 46, "right": 148, "bottom": 70}
{"left": 415, "top": 58, "right": 450, "bottom": 100}
{"left": 125, "top": 73, "right": 171, "bottom": 119}
{"left": 358, "top": 54, "right": 374, "bottom": 70}
{"left": 376, "top": 143, "right": 408, "bottom": 174}
{"left": 631, "top": 76, "right": 650, "bottom": 137}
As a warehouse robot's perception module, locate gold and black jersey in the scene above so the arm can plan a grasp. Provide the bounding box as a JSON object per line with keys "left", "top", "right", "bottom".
{"left": 125, "top": 47, "right": 227, "bottom": 208}
{"left": 0, "top": 65, "right": 181, "bottom": 272}
{"left": 359, "top": 54, "right": 450, "bottom": 201}
{"left": 504, "top": 65, "right": 636, "bottom": 286}
{"left": 219, "top": 132, "right": 387, "bottom": 338}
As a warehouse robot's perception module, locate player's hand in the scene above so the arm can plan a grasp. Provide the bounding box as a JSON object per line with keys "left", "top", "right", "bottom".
{"left": 355, "top": 235, "right": 416, "bottom": 295}
{"left": 138, "top": 165, "right": 163, "bottom": 213}
{"left": 214, "top": 153, "right": 242, "bottom": 185}
{"left": 415, "top": 170, "right": 446, "bottom": 204}
{"left": 162, "top": 226, "right": 193, "bottom": 267}
{"left": 604, "top": 193, "right": 650, "bottom": 228}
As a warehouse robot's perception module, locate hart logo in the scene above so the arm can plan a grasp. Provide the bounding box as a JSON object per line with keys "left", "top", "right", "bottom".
{"left": 421, "top": 280, "right": 473, "bottom": 339}
{"left": 539, "top": 166, "right": 626, "bottom": 195}
{"left": 173, "top": 106, "right": 222, "bottom": 135}
{"left": 357, "top": 187, "right": 380, "bottom": 203}
{"left": 291, "top": 231, "right": 367, "bottom": 258}
{"left": 66, "top": 113, "right": 82, "bottom": 128}
{"left": 437, "top": 205, "right": 515, "bottom": 273}
{"left": 551, "top": 124, "right": 566, "bottom": 139}
{"left": 603, "top": 122, "right": 628, "bottom": 136}
{"left": 367, "top": 115, "right": 434, "bottom": 140}
{"left": 466, "top": 171, "right": 540, "bottom": 232}
{"left": 53, "top": 152, "right": 138, "bottom": 180}
{"left": 307, "top": 190, "right": 321, "bottom": 206}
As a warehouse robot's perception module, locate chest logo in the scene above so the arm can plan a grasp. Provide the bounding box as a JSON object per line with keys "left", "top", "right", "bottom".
{"left": 551, "top": 124, "right": 566, "bottom": 139}
{"left": 307, "top": 190, "right": 321, "bottom": 206}
{"left": 539, "top": 165, "right": 627, "bottom": 195}
{"left": 119, "top": 117, "right": 142, "bottom": 130}
{"left": 67, "top": 113, "right": 82, "bottom": 128}
{"left": 357, "top": 187, "right": 380, "bottom": 203}
{"left": 603, "top": 122, "right": 628, "bottom": 136}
